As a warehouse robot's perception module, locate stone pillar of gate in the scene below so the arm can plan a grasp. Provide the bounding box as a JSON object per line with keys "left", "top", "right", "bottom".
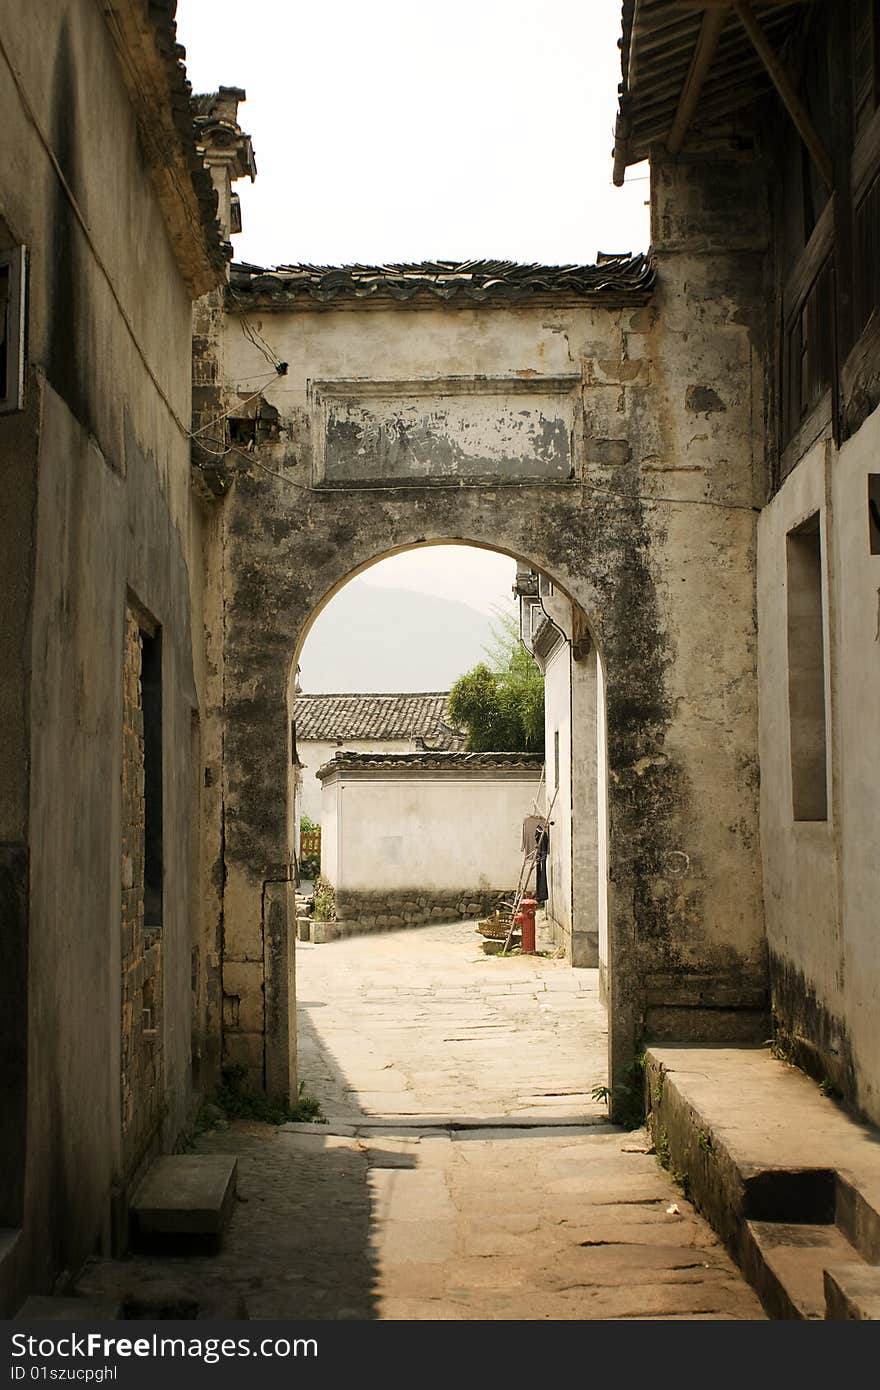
{"left": 570, "top": 641, "right": 600, "bottom": 969}
{"left": 221, "top": 675, "right": 297, "bottom": 1104}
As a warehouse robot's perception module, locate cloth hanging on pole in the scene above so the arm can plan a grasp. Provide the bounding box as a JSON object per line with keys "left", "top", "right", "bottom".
{"left": 521, "top": 814, "right": 546, "bottom": 854}
{"left": 534, "top": 822, "right": 549, "bottom": 904}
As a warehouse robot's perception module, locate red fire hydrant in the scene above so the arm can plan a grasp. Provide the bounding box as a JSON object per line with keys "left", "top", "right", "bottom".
{"left": 516, "top": 897, "right": 537, "bottom": 955}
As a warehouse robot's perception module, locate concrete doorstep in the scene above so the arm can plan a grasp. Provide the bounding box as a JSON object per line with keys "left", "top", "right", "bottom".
{"left": 644, "top": 1045, "right": 880, "bottom": 1320}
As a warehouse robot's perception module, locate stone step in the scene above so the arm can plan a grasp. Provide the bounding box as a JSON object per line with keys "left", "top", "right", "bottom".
{"left": 743, "top": 1220, "right": 868, "bottom": 1319}
{"left": 16, "top": 1296, "right": 122, "bottom": 1319}
{"left": 130, "top": 1155, "right": 237, "bottom": 1245}
{"left": 824, "top": 1263, "right": 880, "bottom": 1319}
{"left": 643, "top": 1047, "right": 880, "bottom": 1319}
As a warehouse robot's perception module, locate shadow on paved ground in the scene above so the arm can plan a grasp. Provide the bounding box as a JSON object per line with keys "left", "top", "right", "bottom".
{"left": 77, "top": 1121, "right": 389, "bottom": 1319}
{"left": 73, "top": 925, "right": 763, "bottom": 1319}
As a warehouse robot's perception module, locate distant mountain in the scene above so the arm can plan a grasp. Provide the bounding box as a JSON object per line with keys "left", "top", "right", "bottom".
{"left": 297, "top": 581, "right": 502, "bottom": 693}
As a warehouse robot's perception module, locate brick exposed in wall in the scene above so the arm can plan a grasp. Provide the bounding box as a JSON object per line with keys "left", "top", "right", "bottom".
{"left": 120, "top": 610, "right": 164, "bottom": 1181}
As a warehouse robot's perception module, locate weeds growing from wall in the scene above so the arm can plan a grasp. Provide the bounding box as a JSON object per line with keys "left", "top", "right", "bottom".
{"left": 204, "top": 1068, "right": 326, "bottom": 1127}
{"left": 590, "top": 1052, "right": 646, "bottom": 1129}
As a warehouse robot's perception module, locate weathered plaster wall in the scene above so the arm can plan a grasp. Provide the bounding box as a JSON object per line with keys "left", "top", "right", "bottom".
{"left": 758, "top": 409, "right": 880, "bottom": 1122}
{"left": 757, "top": 441, "right": 841, "bottom": 1065}
{"left": 319, "top": 762, "right": 542, "bottom": 894}
{"left": 215, "top": 156, "right": 769, "bottom": 1105}
{"left": 0, "top": 0, "right": 213, "bottom": 1310}
{"left": 639, "top": 151, "right": 769, "bottom": 1045}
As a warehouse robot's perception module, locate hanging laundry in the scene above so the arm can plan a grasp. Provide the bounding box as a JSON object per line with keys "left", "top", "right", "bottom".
{"left": 534, "top": 821, "right": 549, "bottom": 903}
{"left": 522, "top": 814, "right": 547, "bottom": 854}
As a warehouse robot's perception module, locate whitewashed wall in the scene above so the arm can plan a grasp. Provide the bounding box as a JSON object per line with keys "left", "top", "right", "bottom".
{"left": 758, "top": 407, "right": 880, "bottom": 1121}
{"left": 320, "top": 762, "right": 542, "bottom": 893}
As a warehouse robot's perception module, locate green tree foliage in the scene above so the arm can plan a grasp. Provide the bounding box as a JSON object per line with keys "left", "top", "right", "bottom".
{"left": 448, "top": 610, "right": 544, "bottom": 752}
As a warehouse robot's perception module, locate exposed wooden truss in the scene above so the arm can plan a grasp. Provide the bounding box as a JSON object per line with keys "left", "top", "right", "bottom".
{"left": 614, "top": 0, "right": 831, "bottom": 189}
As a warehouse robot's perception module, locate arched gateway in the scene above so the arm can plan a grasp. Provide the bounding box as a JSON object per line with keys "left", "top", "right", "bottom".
{"left": 198, "top": 255, "right": 768, "bottom": 1114}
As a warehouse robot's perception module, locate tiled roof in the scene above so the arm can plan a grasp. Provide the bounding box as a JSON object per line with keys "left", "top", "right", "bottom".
{"left": 144, "top": 3, "right": 230, "bottom": 284}
{"left": 316, "top": 751, "right": 544, "bottom": 780}
{"left": 192, "top": 88, "right": 257, "bottom": 183}
{"left": 228, "top": 254, "right": 654, "bottom": 309}
{"left": 293, "top": 692, "right": 465, "bottom": 746}
{"left": 102, "top": 2, "right": 229, "bottom": 294}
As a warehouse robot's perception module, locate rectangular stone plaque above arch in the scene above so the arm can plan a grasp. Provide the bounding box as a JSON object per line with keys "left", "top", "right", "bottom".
{"left": 309, "top": 374, "right": 582, "bottom": 486}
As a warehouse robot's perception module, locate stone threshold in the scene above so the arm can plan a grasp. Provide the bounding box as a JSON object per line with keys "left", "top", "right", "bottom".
{"left": 644, "top": 1044, "right": 880, "bottom": 1320}
{"left": 281, "top": 1115, "right": 613, "bottom": 1137}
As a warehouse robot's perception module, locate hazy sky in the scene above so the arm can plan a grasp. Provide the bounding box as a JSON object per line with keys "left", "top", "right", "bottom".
{"left": 356, "top": 546, "right": 516, "bottom": 616}
{"left": 176, "top": 1, "right": 648, "bottom": 628}
{"left": 175, "top": 0, "right": 649, "bottom": 268}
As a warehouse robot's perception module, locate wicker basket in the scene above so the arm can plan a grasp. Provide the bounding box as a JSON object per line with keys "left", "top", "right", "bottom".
{"left": 477, "top": 910, "right": 517, "bottom": 940}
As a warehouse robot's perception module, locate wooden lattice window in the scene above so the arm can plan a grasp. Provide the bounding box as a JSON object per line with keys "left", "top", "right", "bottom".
{"left": 783, "top": 258, "right": 835, "bottom": 444}
{"left": 300, "top": 826, "right": 321, "bottom": 858}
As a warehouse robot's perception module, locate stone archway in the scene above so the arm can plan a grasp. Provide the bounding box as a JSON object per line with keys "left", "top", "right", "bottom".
{"left": 209, "top": 274, "right": 768, "bottom": 1115}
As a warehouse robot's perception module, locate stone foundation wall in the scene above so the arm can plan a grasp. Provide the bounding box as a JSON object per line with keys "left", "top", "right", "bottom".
{"left": 331, "top": 887, "right": 514, "bottom": 936}
{"left": 120, "top": 610, "right": 164, "bottom": 1182}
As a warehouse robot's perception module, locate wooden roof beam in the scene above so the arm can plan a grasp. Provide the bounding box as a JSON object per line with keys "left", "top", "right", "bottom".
{"left": 667, "top": 4, "right": 729, "bottom": 153}
{"left": 732, "top": 0, "right": 833, "bottom": 189}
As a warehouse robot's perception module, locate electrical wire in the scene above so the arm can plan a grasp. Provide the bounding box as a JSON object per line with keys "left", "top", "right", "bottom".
{"left": 3, "top": 24, "right": 751, "bottom": 519}
{"left": 0, "top": 26, "right": 193, "bottom": 440}
{"left": 202, "top": 456, "right": 761, "bottom": 513}
{"left": 234, "top": 300, "right": 287, "bottom": 372}
{"left": 231, "top": 369, "right": 286, "bottom": 385}
{"left": 189, "top": 383, "right": 276, "bottom": 440}
{"left": 0, "top": 24, "right": 291, "bottom": 459}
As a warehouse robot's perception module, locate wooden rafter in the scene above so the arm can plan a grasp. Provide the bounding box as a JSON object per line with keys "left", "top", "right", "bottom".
{"left": 731, "top": 0, "right": 833, "bottom": 189}
{"left": 667, "top": 5, "right": 729, "bottom": 153}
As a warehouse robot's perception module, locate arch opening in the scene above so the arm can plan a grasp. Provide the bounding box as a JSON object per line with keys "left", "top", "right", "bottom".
{"left": 286, "top": 537, "right": 602, "bottom": 690}
{"left": 285, "top": 541, "right": 611, "bottom": 1122}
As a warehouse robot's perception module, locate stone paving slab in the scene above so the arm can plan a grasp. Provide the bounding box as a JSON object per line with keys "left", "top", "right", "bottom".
{"left": 285, "top": 921, "right": 763, "bottom": 1319}
{"left": 74, "top": 924, "right": 764, "bottom": 1320}
{"left": 296, "top": 920, "right": 607, "bottom": 1123}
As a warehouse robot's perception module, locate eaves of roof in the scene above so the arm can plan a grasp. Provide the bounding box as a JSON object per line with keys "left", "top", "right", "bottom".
{"left": 614, "top": 0, "right": 806, "bottom": 182}
{"left": 227, "top": 254, "right": 655, "bottom": 311}
{"left": 316, "top": 751, "right": 545, "bottom": 780}
{"left": 103, "top": 0, "right": 229, "bottom": 297}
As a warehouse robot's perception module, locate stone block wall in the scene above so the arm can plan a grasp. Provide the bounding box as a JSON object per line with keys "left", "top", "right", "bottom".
{"left": 120, "top": 610, "right": 164, "bottom": 1183}
{"left": 330, "top": 887, "right": 514, "bottom": 938}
